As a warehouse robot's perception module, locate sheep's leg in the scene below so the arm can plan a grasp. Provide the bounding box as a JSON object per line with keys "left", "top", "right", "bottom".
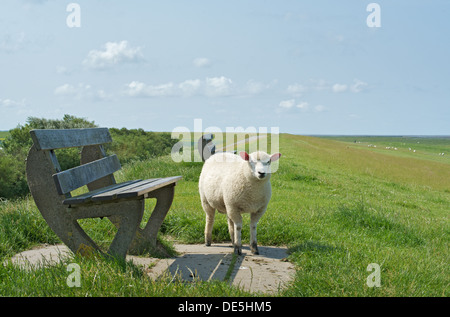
{"left": 228, "top": 212, "right": 243, "bottom": 255}
{"left": 227, "top": 216, "right": 235, "bottom": 246}
{"left": 250, "top": 210, "right": 265, "bottom": 255}
{"left": 203, "top": 202, "right": 216, "bottom": 246}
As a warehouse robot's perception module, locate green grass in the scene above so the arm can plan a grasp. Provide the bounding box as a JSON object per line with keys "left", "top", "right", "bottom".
{"left": 0, "top": 133, "right": 448, "bottom": 296}
{"left": 0, "top": 131, "right": 9, "bottom": 145}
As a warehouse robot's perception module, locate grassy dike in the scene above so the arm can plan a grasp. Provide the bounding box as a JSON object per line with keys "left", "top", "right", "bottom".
{"left": 0, "top": 134, "right": 448, "bottom": 296}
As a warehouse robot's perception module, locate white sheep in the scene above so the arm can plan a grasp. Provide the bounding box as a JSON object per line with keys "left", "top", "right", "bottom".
{"left": 198, "top": 150, "right": 281, "bottom": 255}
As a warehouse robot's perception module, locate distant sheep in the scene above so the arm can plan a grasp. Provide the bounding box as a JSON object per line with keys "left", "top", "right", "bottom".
{"left": 199, "top": 151, "right": 281, "bottom": 255}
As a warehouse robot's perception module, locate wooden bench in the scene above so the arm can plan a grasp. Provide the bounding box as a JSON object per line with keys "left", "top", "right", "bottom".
{"left": 26, "top": 128, "right": 182, "bottom": 259}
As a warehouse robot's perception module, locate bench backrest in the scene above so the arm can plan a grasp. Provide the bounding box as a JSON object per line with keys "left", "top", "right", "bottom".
{"left": 30, "top": 128, "right": 120, "bottom": 195}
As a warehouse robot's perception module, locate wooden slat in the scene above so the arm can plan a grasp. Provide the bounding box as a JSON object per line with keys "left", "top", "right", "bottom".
{"left": 53, "top": 155, "right": 121, "bottom": 195}
{"left": 91, "top": 179, "right": 158, "bottom": 201}
{"left": 30, "top": 128, "right": 112, "bottom": 150}
{"left": 116, "top": 176, "right": 182, "bottom": 199}
{"left": 62, "top": 176, "right": 182, "bottom": 205}
{"left": 62, "top": 180, "right": 142, "bottom": 205}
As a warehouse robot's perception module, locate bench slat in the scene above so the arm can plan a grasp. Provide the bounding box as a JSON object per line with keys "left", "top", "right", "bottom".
{"left": 53, "top": 155, "right": 121, "bottom": 195}
{"left": 30, "top": 128, "right": 112, "bottom": 150}
{"left": 116, "top": 176, "right": 182, "bottom": 199}
{"left": 63, "top": 177, "right": 182, "bottom": 205}
{"left": 91, "top": 179, "right": 159, "bottom": 201}
{"left": 62, "top": 180, "right": 142, "bottom": 205}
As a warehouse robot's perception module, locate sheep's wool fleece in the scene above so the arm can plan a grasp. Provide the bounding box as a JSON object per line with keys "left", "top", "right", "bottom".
{"left": 199, "top": 152, "right": 272, "bottom": 215}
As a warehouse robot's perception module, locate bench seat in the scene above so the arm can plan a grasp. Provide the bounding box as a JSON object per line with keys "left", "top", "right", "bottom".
{"left": 63, "top": 176, "right": 182, "bottom": 205}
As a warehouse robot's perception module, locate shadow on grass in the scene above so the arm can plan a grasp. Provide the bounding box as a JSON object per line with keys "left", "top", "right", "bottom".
{"left": 334, "top": 202, "right": 425, "bottom": 247}
{"left": 288, "top": 240, "right": 339, "bottom": 255}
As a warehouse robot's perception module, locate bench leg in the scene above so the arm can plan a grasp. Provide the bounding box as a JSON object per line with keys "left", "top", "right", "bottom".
{"left": 126, "top": 185, "right": 175, "bottom": 255}
{"left": 81, "top": 146, "right": 176, "bottom": 256}
{"left": 58, "top": 200, "right": 144, "bottom": 260}
{"left": 26, "top": 145, "right": 103, "bottom": 257}
{"left": 105, "top": 200, "right": 144, "bottom": 259}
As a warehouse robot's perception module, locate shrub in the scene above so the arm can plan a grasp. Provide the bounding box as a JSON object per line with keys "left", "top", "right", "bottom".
{"left": 0, "top": 115, "right": 97, "bottom": 199}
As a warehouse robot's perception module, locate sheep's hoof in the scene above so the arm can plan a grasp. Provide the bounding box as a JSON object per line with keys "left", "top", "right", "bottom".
{"left": 251, "top": 242, "right": 259, "bottom": 255}
{"left": 234, "top": 246, "right": 242, "bottom": 255}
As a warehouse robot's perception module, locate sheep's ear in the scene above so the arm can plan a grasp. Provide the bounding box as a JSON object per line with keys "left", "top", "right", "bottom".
{"left": 239, "top": 151, "right": 250, "bottom": 161}
{"left": 270, "top": 153, "right": 281, "bottom": 162}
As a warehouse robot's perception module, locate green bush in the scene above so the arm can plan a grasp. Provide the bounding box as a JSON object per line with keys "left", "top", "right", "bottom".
{"left": 0, "top": 115, "right": 97, "bottom": 200}
{"left": 0, "top": 152, "right": 28, "bottom": 199}
{"left": 107, "top": 128, "right": 177, "bottom": 163}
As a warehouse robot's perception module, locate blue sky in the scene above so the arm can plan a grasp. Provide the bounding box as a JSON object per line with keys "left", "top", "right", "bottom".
{"left": 1, "top": 0, "right": 449, "bottom": 135}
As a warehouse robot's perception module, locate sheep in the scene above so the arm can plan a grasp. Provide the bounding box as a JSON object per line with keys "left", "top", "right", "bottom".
{"left": 198, "top": 150, "right": 281, "bottom": 255}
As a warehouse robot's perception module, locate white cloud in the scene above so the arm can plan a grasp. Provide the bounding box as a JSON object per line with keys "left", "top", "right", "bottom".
{"left": 144, "top": 83, "right": 175, "bottom": 97}
{"left": 179, "top": 79, "right": 202, "bottom": 96}
{"left": 205, "top": 76, "right": 233, "bottom": 96}
{"left": 243, "top": 80, "right": 276, "bottom": 96}
{"left": 277, "top": 99, "right": 325, "bottom": 113}
{"left": 83, "top": 41, "right": 143, "bottom": 70}
{"left": 286, "top": 83, "right": 307, "bottom": 96}
{"left": 124, "top": 81, "right": 176, "bottom": 97}
{"left": 193, "top": 57, "right": 211, "bottom": 68}
{"left": 245, "top": 80, "right": 265, "bottom": 95}
{"left": 54, "top": 83, "right": 111, "bottom": 101}
{"left": 332, "top": 83, "right": 348, "bottom": 93}
{"left": 278, "top": 99, "right": 295, "bottom": 109}
{"left": 123, "top": 76, "right": 271, "bottom": 99}
{"left": 350, "top": 79, "right": 368, "bottom": 93}
{"left": 296, "top": 101, "right": 309, "bottom": 111}
{"left": 0, "top": 98, "right": 31, "bottom": 118}
{"left": 286, "top": 80, "right": 328, "bottom": 95}
{"left": 287, "top": 79, "right": 368, "bottom": 95}
{"left": 54, "top": 83, "right": 78, "bottom": 96}
{"left": 0, "top": 98, "right": 27, "bottom": 108}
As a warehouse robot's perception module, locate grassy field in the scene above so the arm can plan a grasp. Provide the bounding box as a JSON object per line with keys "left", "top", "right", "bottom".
{"left": 0, "top": 131, "right": 8, "bottom": 145}
{"left": 0, "top": 133, "right": 448, "bottom": 296}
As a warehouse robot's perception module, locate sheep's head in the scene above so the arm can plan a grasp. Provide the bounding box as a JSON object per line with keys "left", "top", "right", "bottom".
{"left": 240, "top": 151, "right": 281, "bottom": 180}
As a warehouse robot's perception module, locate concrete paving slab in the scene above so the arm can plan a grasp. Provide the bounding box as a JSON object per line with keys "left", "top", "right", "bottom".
{"left": 7, "top": 244, "right": 72, "bottom": 269}
{"left": 8, "top": 243, "right": 295, "bottom": 294}
{"left": 131, "top": 243, "right": 295, "bottom": 294}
